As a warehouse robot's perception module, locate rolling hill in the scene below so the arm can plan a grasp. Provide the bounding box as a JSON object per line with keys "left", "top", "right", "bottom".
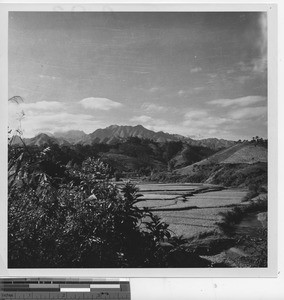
{"left": 176, "top": 142, "right": 267, "bottom": 176}
{"left": 174, "top": 142, "right": 267, "bottom": 187}
{"left": 190, "top": 138, "right": 237, "bottom": 151}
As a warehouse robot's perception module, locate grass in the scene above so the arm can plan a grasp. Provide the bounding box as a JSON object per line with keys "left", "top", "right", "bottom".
{"left": 242, "top": 183, "right": 267, "bottom": 202}
{"left": 137, "top": 188, "right": 246, "bottom": 211}
{"left": 215, "top": 197, "right": 268, "bottom": 267}
{"left": 216, "top": 196, "right": 267, "bottom": 235}
{"left": 139, "top": 183, "right": 268, "bottom": 267}
{"left": 186, "top": 229, "right": 219, "bottom": 242}
{"left": 174, "top": 161, "right": 267, "bottom": 189}
{"left": 136, "top": 185, "right": 246, "bottom": 238}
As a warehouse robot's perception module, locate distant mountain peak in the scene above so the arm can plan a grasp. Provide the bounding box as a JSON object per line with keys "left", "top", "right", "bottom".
{"left": 17, "top": 124, "right": 236, "bottom": 150}
{"left": 107, "top": 124, "right": 120, "bottom": 129}
{"left": 53, "top": 130, "right": 87, "bottom": 144}
{"left": 79, "top": 124, "right": 182, "bottom": 145}
{"left": 54, "top": 129, "right": 86, "bottom": 135}
{"left": 36, "top": 132, "right": 49, "bottom": 137}
{"left": 134, "top": 124, "right": 145, "bottom": 129}
{"left": 22, "top": 133, "right": 59, "bottom": 147}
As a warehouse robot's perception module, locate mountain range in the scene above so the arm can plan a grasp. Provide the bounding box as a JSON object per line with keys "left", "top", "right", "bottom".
{"left": 12, "top": 124, "right": 236, "bottom": 150}
{"left": 9, "top": 124, "right": 267, "bottom": 188}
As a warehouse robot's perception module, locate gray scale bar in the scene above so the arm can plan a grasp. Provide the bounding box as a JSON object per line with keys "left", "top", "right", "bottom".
{"left": 1, "top": 292, "right": 130, "bottom": 299}
{"left": 29, "top": 285, "right": 59, "bottom": 289}
{"left": 60, "top": 285, "right": 90, "bottom": 289}
{"left": 1, "top": 279, "right": 130, "bottom": 300}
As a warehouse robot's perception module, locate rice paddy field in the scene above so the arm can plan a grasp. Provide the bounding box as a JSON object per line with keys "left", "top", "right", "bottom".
{"left": 135, "top": 183, "right": 248, "bottom": 238}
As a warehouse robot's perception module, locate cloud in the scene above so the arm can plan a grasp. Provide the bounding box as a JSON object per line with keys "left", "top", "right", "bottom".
{"left": 9, "top": 100, "right": 66, "bottom": 131}
{"left": 179, "top": 102, "right": 267, "bottom": 140}
{"left": 12, "top": 111, "right": 103, "bottom": 137}
{"left": 183, "top": 110, "right": 228, "bottom": 128}
{"left": 129, "top": 118, "right": 193, "bottom": 138}
{"left": 237, "top": 61, "right": 252, "bottom": 73}
{"left": 178, "top": 87, "right": 205, "bottom": 96}
{"left": 253, "top": 13, "right": 267, "bottom": 73}
{"left": 130, "top": 115, "right": 175, "bottom": 133}
{"left": 178, "top": 90, "right": 186, "bottom": 96}
{"left": 207, "top": 73, "right": 218, "bottom": 79}
{"left": 193, "top": 87, "right": 205, "bottom": 92}
{"left": 141, "top": 103, "right": 168, "bottom": 113}
{"left": 236, "top": 14, "right": 267, "bottom": 76}
{"left": 79, "top": 97, "right": 122, "bottom": 110}
{"left": 131, "top": 106, "right": 266, "bottom": 140}
{"left": 236, "top": 75, "right": 254, "bottom": 84}
{"left": 149, "top": 87, "right": 161, "bottom": 93}
{"left": 130, "top": 115, "right": 153, "bottom": 123}
{"left": 228, "top": 106, "right": 267, "bottom": 120}
{"left": 9, "top": 100, "right": 64, "bottom": 112}
{"left": 177, "top": 108, "right": 237, "bottom": 139}
{"left": 190, "top": 67, "right": 202, "bottom": 73}
{"left": 208, "top": 96, "right": 266, "bottom": 107}
{"left": 184, "top": 110, "right": 208, "bottom": 120}
{"left": 39, "top": 74, "right": 59, "bottom": 80}
{"left": 8, "top": 100, "right": 108, "bottom": 137}
{"left": 236, "top": 60, "right": 266, "bottom": 78}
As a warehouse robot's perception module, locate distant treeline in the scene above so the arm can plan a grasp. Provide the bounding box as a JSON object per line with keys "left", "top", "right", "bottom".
{"left": 10, "top": 137, "right": 217, "bottom": 180}
{"left": 237, "top": 136, "right": 268, "bottom": 147}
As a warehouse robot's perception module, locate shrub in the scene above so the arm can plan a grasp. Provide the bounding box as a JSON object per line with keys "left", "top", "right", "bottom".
{"left": 216, "top": 196, "right": 267, "bottom": 235}
{"left": 9, "top": 153, "right": 191, "bottom": 268}
{"left": 242, "top": 183, "right": 265, "bottom": 202}
{"left": 216, "top": 207, "right": 243, "bottom": 235}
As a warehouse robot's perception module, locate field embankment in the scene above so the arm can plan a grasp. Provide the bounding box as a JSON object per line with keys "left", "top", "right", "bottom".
{"left": 134, "top": 182, "right": 267, "bottom": 267}
{"left": 134, "top": 183, "right": 247, "bottom": 237}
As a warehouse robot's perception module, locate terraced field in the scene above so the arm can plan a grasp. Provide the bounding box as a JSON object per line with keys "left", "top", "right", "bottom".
{"left": 136, "top": 183, "right": 247, "bottom": 238}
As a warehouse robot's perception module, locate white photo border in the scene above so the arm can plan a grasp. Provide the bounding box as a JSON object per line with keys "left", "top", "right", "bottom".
{"left": 0, "top": 2, "right": 278, "bottom": 280}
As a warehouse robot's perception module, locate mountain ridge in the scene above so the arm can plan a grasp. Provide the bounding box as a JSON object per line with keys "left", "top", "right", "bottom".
{"left": 12, "top": 124, "right": 236, "bottom": 150}
{"left": 53, "top": 130, "right": 87, "bottom": 144}
{"left": 80, "top": 124, "right": 189, "bottom": 145}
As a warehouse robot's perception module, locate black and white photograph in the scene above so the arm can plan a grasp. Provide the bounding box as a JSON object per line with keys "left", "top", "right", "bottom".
{"left": 7, "top": 10, "right": 270, "bottom": 269}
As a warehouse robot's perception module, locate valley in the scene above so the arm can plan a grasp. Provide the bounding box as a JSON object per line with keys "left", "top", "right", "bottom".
{"left": 134, "top": 183, "right": 247, "bottom": 237}
{"left": 8, "top": 125, "right": 268, "bottom": 268}
{"left": 11, "top": 125, "right": 268, "bottom": 189}
{"left": 131, "top": 182, "right": 267, "bottom": 267}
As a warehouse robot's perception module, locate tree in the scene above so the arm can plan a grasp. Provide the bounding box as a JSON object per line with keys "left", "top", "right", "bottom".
{"left": 9, "top": 155, "right": 191, "bottom": 267}
{"left": 162, "top": 141, "right": 183, "bottom": 162}
{"left": 7, "top": 96, "right": 207, "bottom": 268}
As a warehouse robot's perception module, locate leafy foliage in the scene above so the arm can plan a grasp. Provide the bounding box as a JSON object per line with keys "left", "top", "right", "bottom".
{"left": 9, "top": 147, "right": 190, "bottom": 267}
{"left": 216, "top": 196, "right": 267, "bottom": 236}
{"left": 8, "top": 96, "right": 195, "bottom": 268}
{"left": 11, "top": 133, "right": 219, "bottom": 179}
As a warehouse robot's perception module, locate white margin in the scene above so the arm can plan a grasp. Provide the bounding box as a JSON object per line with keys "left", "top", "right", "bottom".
{"left": 0, "top": 2, "right": 281, "bottom": 299}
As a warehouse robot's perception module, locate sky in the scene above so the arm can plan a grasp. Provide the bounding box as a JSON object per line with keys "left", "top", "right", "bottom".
{"left": 8, "top": 12, "right": 267, "bottom": 140}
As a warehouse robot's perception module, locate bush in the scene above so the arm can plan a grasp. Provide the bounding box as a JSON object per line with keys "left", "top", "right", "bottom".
{"left": 216, "top": 196, "right": 267, "bottom": 235}
{"left": 216, "top": 207, "right": 243, "bottom": 235}
{"left": 9, "top": 152, "right": 190, "bottom": 268}
{"left": 242, "top": 183, "right": 265, "bottom": 202}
